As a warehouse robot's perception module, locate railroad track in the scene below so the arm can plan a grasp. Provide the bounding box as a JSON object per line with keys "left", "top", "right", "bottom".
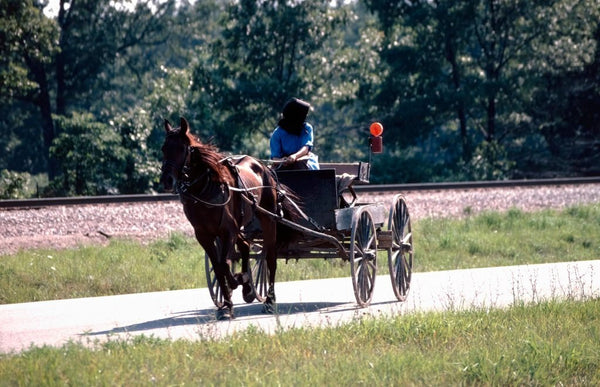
{"left": 1, "top": 176, "right": 599, "bottom": 209}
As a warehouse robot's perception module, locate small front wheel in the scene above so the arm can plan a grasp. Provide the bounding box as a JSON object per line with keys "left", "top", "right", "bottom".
{"left": 349, "top": 207, "right": 378, "bottom": 307}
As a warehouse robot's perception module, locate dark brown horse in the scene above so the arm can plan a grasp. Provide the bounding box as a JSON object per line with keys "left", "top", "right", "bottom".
{"left": 160, "top": 117, "right": 298, "bottom": 319}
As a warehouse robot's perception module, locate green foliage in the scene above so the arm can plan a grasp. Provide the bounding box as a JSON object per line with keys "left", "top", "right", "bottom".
{"left": 0, "top": 0, "right": 59, "bottom": 103}
{"left": 463, "top": 140, "right": 516, "bottom": 181}
{"left": 189, "top": 0, "right": 351, "bottom": 150}
{"left": 1, "top": 0, "right": 179, "bottom": 183}
{"left": 0, "top": 170, "right": 31, "bottom": 199}
{"left": 363, "top": 0, "right": 600, "bottom": 180}
{"left": 53, "top": 0, "right": 178, "bottom": 114}
{"left": 1, "top": 0, "right": 600, "bottom": 194}
{"left": 111, "top": 111, "right": 162, "bottom": 194}
{"left": 49, "top": 113, "right": 127, "bottom": 196}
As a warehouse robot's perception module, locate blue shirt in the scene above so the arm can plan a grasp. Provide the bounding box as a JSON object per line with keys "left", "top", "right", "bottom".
{"left": 270, "top": 123, "right": 319, "bottom": 170}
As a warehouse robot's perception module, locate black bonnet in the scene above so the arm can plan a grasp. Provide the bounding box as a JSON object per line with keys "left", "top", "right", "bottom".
{"left": 278, "top": 98, "right": 311, "bottom": 135}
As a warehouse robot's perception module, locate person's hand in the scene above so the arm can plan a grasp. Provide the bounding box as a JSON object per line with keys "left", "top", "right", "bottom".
{"left": 283, "top": 155, "right": 296, "bottom": 165}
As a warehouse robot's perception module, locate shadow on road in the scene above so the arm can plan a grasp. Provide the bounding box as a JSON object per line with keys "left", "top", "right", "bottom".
{"left": 84, "top": 301, "right": 348, "bottom": 337}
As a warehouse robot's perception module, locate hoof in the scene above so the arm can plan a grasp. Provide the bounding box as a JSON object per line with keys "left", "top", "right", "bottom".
{"left": 216, "top": 307, "right": 234, "bottom": 320}
{"left": 242, "top": 283, "right": 256, "bottom": 303}
{"left": 262, "top": 302, "right": 277, "bottom": 315}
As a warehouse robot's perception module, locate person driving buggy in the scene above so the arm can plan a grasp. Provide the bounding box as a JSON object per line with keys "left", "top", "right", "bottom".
{"left": 270, "top": 98, "right": 319, "bottom": 170}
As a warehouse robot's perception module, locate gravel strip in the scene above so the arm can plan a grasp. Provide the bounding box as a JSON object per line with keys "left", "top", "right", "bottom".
{"left": 1, "top": 184, "right": 599, "bottom": 255}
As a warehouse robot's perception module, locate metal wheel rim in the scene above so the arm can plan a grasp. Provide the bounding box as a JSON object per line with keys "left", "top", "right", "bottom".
{"left": 249, "top": 256, "right": 268, "bottom": 303}
{"left": 387, "top": 194, "right": 413, "bottom": 301}
{"left": 349, "top": 207, "right": 377, "bottom": 307}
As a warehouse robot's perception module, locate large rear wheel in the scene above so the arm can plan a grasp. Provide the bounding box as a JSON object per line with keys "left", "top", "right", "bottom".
{"left": 387, "top": 194, "right": 413, "bottom": 301}
{"left": 349, "top": 207, "right": 378, "bottom": 307}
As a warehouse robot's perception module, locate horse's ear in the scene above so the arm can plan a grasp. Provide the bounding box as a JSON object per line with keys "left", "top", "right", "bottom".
{"left": 164, "top": 119, "right": 173, "bottom": 133}
{"left": 180, "top": 117, "right": 190, "bottom": 135}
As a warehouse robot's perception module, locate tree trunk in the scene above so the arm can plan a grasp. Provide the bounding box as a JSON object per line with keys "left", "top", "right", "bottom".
{"left": 486, "top": 95, "right": 496, "bottom": 142}
{"left": 445, "top": 36, "right": 471, "bottom": 162}
{"left": 24, "top": 54, "right": 58, "bottom": 179}
{"left": 56, "top": 0, "right": 68, "bottom": 116}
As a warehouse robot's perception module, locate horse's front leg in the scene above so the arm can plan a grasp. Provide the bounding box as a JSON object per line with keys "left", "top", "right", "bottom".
{"left": 199, "top": 233, "right": 235, "bottom": 320}
{"left": 236, "top": 238, "right": 255, "bottom": 303}
{"left": 218, "top": 233, "right": 241, "bottom": 319}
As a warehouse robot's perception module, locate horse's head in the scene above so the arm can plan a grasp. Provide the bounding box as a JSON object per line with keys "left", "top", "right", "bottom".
{"left": 161, "top": 117, "right": 192, "bottom": 193}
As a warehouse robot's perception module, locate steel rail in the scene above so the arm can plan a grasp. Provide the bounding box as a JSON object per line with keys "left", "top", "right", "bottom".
{"left": 353, "top": 176, "right": 600, "bottom": 192}
{"left": 1, "top": 176, "right": 599, "bottom": 209}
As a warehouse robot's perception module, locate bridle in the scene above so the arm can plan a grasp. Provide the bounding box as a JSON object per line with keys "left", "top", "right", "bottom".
{"left": 162, "top": 145, "right": 235, "bottom": 207}
{"left": 161, "top": 134, "right": 190, "bottom": 188}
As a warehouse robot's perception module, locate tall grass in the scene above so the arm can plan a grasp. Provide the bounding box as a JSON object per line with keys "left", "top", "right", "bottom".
{"left": 1, "top": 299, "right": 598, "bottom": 385}
{"left": 1, "top": 203, "right": 599, "bottom": 304}
{"left": 417, "top": 205, "right": 600, "bottom": 271}
{"left": 0, "top": 233, "right": 203, "bottom": 304}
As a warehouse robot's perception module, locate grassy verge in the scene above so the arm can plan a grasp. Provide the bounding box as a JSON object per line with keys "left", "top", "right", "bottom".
{"left": 1, "top": 204, "right": 599, "bottom": 304}
{"left": 1, "top": 299, "right": 598, "bottom": 385}
{"left": 418, "top": 204, "right": 600, "bottom": 271}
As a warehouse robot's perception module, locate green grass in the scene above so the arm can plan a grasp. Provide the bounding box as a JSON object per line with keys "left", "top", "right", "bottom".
{"left": 417, "top": 205, "right": 600, "bottom": 271}
{"left": 1, "top": 203, "right": 599, "bottom": 304}
{"left": 0, "top": 233, "right": 204, "bottom": 304}
{"left": 1, "top": 299, "right": 599, "bottom": 385}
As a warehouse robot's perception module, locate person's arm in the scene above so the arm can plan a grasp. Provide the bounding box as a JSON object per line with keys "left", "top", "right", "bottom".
{"left": 283, "top": 123, "right": 313, "bottom": 164}
{"left": 284, "top": 145, "right": 310, "bottom": 164}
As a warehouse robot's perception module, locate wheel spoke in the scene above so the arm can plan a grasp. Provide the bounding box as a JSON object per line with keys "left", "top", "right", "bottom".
{"left": 388, "top": 195, "right": 413, "bottom": 302}
{"left": 254, "top": 258, "right": 268, "bottom": 300}
{"left": 350, "top": 208, "right": 377, "bottom": 306}
{"left": 365, "top": 255, "right": 377, "bottom": 271}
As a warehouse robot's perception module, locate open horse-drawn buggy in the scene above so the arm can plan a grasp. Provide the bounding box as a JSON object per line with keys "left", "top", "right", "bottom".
{"left": 161, "top": 118, "right": 413, "bottom": 320}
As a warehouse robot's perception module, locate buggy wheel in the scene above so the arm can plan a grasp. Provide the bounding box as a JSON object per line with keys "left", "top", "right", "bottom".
{"left": 387, "top": 194, "right": 413, "bottom": 301}
{"left": 349, "top": 207, "right": 377, "bottom": 307}
{"left": 204, "top": 237, "right": 236, "bottom": 308}
{"left": 249, "top": 256, "right": 268, "bottom": 303}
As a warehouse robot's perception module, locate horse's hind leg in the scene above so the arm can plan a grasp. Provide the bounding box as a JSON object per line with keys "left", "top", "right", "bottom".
{"left": 260, "top": 220, "right": 278, "bottom": 314}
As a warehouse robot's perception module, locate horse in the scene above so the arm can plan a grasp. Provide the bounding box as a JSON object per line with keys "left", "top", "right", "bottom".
{"left": 160, "top": 117, "right": 299, "bottom": 320}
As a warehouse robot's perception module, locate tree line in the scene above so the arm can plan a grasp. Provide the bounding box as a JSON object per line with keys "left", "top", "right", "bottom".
{"left": 1, "top": 0, "right": 598, "bottom": 198}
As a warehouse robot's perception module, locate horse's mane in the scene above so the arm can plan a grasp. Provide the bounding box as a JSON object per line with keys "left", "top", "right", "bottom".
{"left": 185, "top": 131, "right": 234, "bottom": 185}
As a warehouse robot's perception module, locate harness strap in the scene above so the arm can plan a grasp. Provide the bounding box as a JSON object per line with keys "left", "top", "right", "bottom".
{"left": 221, "top": 157, "right": 259, "bottom": 219}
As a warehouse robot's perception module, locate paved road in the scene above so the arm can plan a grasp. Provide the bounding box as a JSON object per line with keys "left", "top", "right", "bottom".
{"left": 1, "top": 260, "right": 599, "bottom": 354}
